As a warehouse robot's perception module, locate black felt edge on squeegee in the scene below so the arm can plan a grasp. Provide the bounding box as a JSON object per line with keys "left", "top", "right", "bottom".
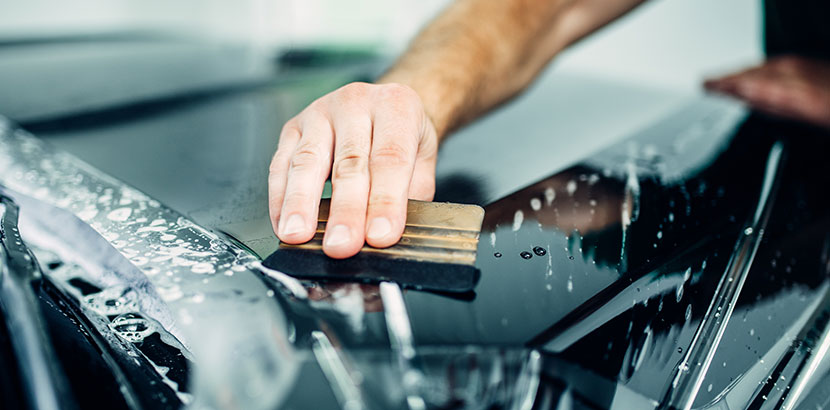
{"left": 262, "top": 248, "right": 481, "bottom": 293}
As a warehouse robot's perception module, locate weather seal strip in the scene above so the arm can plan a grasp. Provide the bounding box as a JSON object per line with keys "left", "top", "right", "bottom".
{"left": 660, "top": 141, "right": 786, "bottom": 410}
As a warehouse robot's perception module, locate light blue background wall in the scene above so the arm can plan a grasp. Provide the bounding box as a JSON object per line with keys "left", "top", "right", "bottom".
{"left": 2, "top": 0, "right": 761, "bottom": 92}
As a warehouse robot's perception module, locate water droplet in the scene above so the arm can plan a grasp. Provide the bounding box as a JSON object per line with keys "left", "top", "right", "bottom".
{"left": 567, "top": 277, "right": 573, "bottom": 292}
{"left": 109, "top": 313, "right": 154, "bottom": 343}
{"left": 520, "top": 251, "right": 533, "bottom": 259}
{"left": 685, "top": 304, "right": 693, "bottom": 320}
{"left": 191, "top": 262, "right": 215, "bottom": 274}
{"left": 677, "top": 347, "right": 683, "bottom": 353}
{"left": 533, "top": 246, "right": 547, "bottom": 256}
{"left": 77, "top": 208, "right": 99, "bottom": 220}
{"left": 107, "top": 207, "right": 132, "bottom": 222}
{"left": 544, "top": 187, "right": 556, "bottom": 205}
{"left": 566, "top": 180, "right": 577, "bottom": 195}
{"left": 156, "top": 284, "right": 183, "bottom": 302}
{"left": 130, "top": 256, "right": 148, "bottom": 266}
{"left": 744, "top": 227, "right": 754, "bottom": 235}
{"left": 512, "top": 210, "right": 524, "bottom": 232}
{"left": 668, "top": 212, "right": 675, "bottom": 222}
{"left": 707, "top": 384, "right": 713, "bottom": 393}
{"left": 530, "top": 198, "right": 542, "bottom": 211}
{"left": 84, "top": 287, "right": 138, "bottom": 316}
{"left": 494, "top": 252, "right": 502, "bottom": 258}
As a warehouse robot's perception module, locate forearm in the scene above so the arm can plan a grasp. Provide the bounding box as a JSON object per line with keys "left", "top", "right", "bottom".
{"left": 380, "top": 0, "right": 646, "bottom": 140}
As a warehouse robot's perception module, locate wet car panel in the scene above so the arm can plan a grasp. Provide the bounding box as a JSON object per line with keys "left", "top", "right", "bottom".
{"left": 1, "top": 38, "right": 829, "bottom": 409}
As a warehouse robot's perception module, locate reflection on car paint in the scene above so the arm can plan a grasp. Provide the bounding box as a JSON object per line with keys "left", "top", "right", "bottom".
{"left": 3, "top": 93, "right": 830, "bottom": 410}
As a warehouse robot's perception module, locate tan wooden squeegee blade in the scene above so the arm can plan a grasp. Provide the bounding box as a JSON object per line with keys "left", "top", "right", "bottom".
{"left": 278, "top": 199, "right": 485, "bottom": 265}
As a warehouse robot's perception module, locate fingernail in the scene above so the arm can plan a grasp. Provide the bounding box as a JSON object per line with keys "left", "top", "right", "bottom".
{"left": 280, "top": 214, "right": 306, "bottom": 236}
{"left": 367, "top": 217, "right": 392, "bottom": 240}
{"left": 325, "top": 224, "right": 351, "bottom": 247}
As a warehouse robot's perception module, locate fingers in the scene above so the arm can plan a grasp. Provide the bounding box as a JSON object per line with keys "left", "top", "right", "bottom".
{"left": 277, "top": 110, "right": 334, "bottom": 244}
{"left": 704, "top": 62, "right": 818, "bottom": 122}
{"left": 268, "top": 121, "right": 301, "bottom": 235}
{"left": 704, "top": 63, "right": 792, "bottom": 112}
{"left": 704, "top": 66, "right": 768, "bottom": 95}
{"left": 408, "top": 154, "right": 437, "bottom": 201}
{"left": 269, "top": 82, "right": 440, "bottom": 257}
{"left": 408, "top": 126, "right": 438, "bottom": 201}
{"left": 324, "top": 99, "right": 373, "bottom": 258}
{"left": 365, "top": 86, "right": 422, "bottom": 248}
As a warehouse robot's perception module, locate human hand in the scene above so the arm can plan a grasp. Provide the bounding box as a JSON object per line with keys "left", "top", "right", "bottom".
{"left": 704, "top": 56, "right": 830, "bottom": 129}
{"left": 269, "top": 82, "right": 438, "bottom": 259}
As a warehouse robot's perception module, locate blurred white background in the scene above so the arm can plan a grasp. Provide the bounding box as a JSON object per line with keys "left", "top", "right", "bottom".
{"left": 2, "top": 0, "right": 761, "bottom": 92}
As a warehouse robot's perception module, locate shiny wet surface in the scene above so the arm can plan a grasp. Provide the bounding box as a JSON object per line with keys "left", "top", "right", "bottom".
{"left": 260, "top": 104, "right": 830, "bottom": 408}
{"left": 1, "top": 38, "right": 830, "bottom": 409}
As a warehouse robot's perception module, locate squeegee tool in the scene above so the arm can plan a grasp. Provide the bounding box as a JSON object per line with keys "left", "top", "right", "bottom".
{"left": 262, "top": 199, "right": 484, "bottom": 293}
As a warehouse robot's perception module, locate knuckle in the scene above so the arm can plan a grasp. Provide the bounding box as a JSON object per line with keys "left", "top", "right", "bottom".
{"left": 277, "top": 122, "right": 300, "bottom": 149}
{"left": 418, "top": 135, "right": 439, "bottom": 159}
{"left": 290, "top": 144, "right": 321, "bottom": 171}
{"left": 281, "top": 119, "right": 300, "bottom": 136}
{"left": 337, "top": 82, "right": 370, "bottom": 100}
{"left": 379, "top": 83, "right": 418, "bottom": 102}
{"left": 270, "top": 145, "right": 297, "bottom": 174}
{"left": 269, "top": 152, "right": 288, "bottom": 173}
{"left": 302, "top": 100, "right": 330, "bottom": 120}
{"left": 333, "top": 154, "right": 368, "bottom": 180}
{"left": 371, "top": 143, "right": 412, "bottom": 168}
{"left": 369, "top": 192, "right": 401, "bottom": 209}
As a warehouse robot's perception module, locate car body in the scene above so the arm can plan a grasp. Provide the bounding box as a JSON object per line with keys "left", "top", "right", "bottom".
{"left": 1, "top": 35, "right": 829, "bottom": 410}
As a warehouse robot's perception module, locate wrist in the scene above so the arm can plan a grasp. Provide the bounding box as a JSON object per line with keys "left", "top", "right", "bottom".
{"left": 377, "top": 70, "right": 464, "bottom": 142}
